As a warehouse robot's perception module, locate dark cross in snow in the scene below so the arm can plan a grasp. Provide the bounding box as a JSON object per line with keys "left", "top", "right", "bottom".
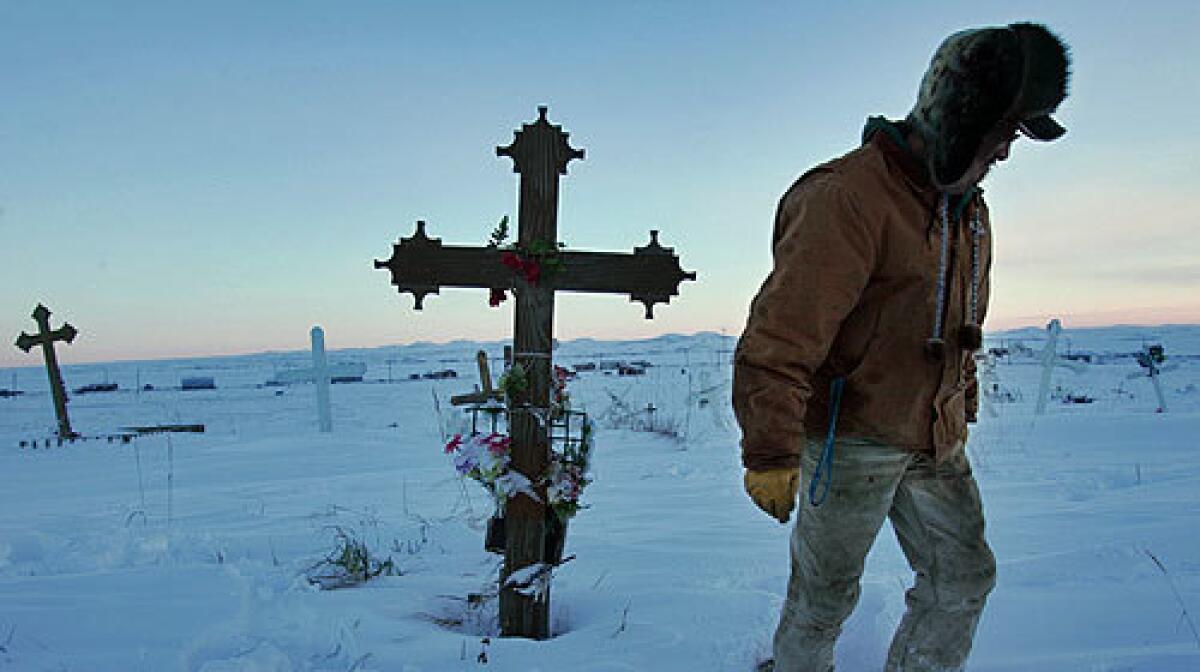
{"left": 1131, "top": 343, "right": 1176, "bottom": 413}
{"left": 375, "top": 107, "right": 695, "bottom": 639}
{"left": 14, "top": 304, "right": 78, "bottom": 439}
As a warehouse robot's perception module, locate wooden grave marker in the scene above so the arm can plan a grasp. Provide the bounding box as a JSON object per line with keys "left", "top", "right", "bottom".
{"left": 1130, "top": 343, "right": 1176, "bottom": 413}
{"left": 14, "top": 303, "right": 78, "bottom": 439}
{"left": 376, "top": 107, "right": 695, "bottom": 638}
{"left": 451, "top": 351, "right": 505, "bottom": 436}
{"left": 450, "top": 351, "right": 505, "bottom": 407}
{"left": 1034, "top": 319, "right": 1084, "bottom": 415}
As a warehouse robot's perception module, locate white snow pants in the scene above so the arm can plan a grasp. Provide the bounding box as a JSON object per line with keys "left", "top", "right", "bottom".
{"left": 773, "top": 438, "right": 996, "bottom": 672}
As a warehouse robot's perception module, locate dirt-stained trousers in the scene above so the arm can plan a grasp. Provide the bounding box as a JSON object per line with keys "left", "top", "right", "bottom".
{"left": 773, "top": 438, "right": 996, "bottom": 672}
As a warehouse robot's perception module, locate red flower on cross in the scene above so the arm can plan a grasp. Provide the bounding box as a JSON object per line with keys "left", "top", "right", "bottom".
{"left": 500, "top": 251, "right": 521, "bottom": 271}
{"left": 499, "top": 250, "right": 542, "bottom": 286}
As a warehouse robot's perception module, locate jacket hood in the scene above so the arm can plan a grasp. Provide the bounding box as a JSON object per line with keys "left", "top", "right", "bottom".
{"left": 907, "top": 22, "right": 1071, "bottom": 188}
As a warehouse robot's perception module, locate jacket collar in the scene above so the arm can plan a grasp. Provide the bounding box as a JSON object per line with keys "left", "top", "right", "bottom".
{"left": 862, "top": 116, "right": 980, "bottom": 220}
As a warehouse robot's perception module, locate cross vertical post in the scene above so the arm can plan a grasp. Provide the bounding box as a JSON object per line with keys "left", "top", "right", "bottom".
{"left": 1149, "top": 364, "right": 1168, "bottom": 413}
{"left": 14, "top": 304, "right": 78, "bottom": 439}
{"left": 1133, "top": 344, "right": 1171, "bottom": 413}
{"left": 495, "top": 106, "right": 584, "bottom": 638}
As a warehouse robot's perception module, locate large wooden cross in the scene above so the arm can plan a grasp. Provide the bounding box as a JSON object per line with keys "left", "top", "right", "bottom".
{"left": 15, "top": 303, "right": 78, "bottom": 439}
{"left": 375, "top": 107, "right": 695, "bottom": 639}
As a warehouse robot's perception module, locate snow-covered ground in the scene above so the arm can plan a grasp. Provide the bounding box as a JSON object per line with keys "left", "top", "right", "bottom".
{"left": 1, "top": 327, "right": 1198, "bottom": 671}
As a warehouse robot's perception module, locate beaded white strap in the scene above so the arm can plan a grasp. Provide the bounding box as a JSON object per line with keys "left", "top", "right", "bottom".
{"left": 932, "top": 194, "right": 951, "bottom": 344}
{"left": 968, "top": 207, "right": 985, "bottom": 327}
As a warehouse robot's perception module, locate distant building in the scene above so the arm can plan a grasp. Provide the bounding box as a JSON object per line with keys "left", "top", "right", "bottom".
{"left": 181, "top": 377, "right": 217, "bottom": 391}
{"left": 74, "top": 383, "right": 119, "bottom": 394}
{"left": 421, "top": 369, "right": 458, "bottom": 380}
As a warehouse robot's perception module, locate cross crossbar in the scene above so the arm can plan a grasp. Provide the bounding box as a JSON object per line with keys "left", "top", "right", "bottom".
{"left": 16, "top": 306, "right": 77, "bottom": 352}
{"left": 375, "top": 225, "right": 695, "bottom": 318}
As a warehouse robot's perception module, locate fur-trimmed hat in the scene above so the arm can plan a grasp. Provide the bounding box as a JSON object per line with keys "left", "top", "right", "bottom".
{"left": 908, "top": 22, "right": 1071, "bottom": 187}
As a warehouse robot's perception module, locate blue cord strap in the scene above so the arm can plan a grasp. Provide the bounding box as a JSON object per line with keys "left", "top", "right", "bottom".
{"left": 807, "top": 377, "right": 845, "bottom": 507}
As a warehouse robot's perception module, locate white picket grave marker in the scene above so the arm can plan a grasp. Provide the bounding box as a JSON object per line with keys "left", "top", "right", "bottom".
{"left": 1150, "top": 366, "right": 1168, "bottom": 413}
{"left": 311, "top": 326, "right": 333, "bottom": 433}
{"left": 1035, "top": 319, "right": 1086, "bottom": 415}
{"left": 975, "top": 352, "right": 1003, "bottom": 419}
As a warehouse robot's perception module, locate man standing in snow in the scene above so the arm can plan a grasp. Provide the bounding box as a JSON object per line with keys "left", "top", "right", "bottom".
{"left": 734, "top": 23, "right": 1070, "bottom": 672}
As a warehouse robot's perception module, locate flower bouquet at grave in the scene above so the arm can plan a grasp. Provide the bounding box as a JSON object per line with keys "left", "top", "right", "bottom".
{"left": 443, "top": 365, "right": 595, "bottom": 561}
{"left": 546, "top": 419, "right": 594, "bottom": 521}
{"left": 442, "top": 422, "right": 595, "bottom": 522}
{"left": 444, "top": 432, "right": 522, "bottom": 511}
{"left": 551, "top": 365, "right": 574, "bottom": 416}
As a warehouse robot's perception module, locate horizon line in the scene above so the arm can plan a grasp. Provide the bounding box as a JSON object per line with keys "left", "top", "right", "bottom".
{"left": 5, "top": 320, "right": 1200, "bottom": 370}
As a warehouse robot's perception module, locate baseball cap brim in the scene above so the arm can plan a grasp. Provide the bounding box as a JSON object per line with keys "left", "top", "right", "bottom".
{"left": 1019, "top": 115, "right": 1066, "bottom": 141}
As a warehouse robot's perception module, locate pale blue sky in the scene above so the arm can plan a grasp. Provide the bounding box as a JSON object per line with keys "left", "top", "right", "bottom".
{"left": 3, "top": 1, "right": 1198, "bottom": 365}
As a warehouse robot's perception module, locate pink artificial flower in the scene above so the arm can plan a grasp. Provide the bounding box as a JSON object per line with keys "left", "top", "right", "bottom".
{"left": 444, "top": 434, "right": 464, "bottom": 454}
{"left": 485, "top": 433, "right": 511, "bottom": 456}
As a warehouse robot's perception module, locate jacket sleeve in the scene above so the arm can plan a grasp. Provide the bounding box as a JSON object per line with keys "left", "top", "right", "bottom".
{"left": 733, "top": 175, "right": 877, "bottom": 471}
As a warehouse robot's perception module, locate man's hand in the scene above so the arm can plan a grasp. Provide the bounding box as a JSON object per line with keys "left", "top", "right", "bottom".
{"left": 744, "top": 468, "right": 801, "bottom": 524}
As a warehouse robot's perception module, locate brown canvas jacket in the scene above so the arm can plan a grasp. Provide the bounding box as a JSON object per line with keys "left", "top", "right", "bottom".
{"left": 734, "top": 119, "right": 992, "bottom": 472}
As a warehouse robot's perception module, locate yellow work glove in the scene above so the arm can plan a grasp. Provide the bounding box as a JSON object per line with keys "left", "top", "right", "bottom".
{"left": 744, "top": 468, "right": 801, "bottom": 524}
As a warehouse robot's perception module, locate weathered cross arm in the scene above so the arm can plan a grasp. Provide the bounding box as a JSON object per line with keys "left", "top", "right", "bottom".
{"left": 557, "top": 231, "right": 697, "bottom": 318}
{"left": 15, "top": 316, "right": 77, "bottom": 352}
{"left": 373, "top": 221, "right": 508, "bottom": 309}
{"left": 16, "top": 326, "right": 77, "bottom": 352}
